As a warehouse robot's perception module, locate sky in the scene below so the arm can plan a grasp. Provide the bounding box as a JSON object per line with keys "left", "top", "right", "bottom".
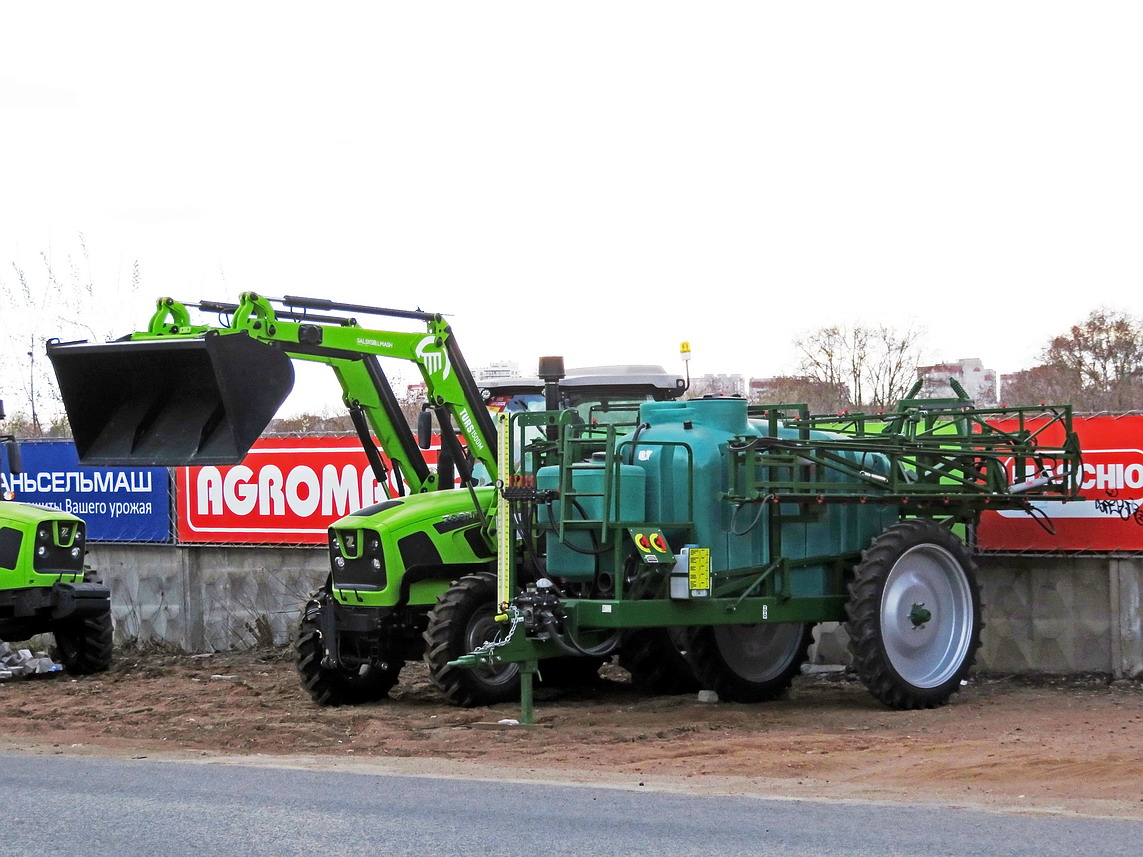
{"left": 2, "top": 2, "right": 1142, "bottom": 418}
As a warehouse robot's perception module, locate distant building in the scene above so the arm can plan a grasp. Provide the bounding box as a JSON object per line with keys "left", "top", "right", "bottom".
{"left": 917, "top": 358, "right": 997, "bottom": 404}
{"left": 688, "top": 373, "right": 745, "bottom": 398}
{"left": 475, "top": 361, "right": 521, "bottom": 383}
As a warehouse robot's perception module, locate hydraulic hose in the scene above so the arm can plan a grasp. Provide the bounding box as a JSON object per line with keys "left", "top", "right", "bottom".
{"left": 540, "top": 613, "right": 621, "bottom": 658}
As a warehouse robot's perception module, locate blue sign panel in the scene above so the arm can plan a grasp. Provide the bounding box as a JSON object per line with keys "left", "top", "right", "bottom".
{"left": 0, "top": 440, "right": 171, "bottom": 542}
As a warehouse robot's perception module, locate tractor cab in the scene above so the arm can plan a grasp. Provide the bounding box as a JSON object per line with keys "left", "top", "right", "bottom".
{"left": 482, "top": 364, "right": 686, "bottom": 424}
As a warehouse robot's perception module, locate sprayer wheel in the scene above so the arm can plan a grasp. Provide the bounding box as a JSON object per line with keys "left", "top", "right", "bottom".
{"left": 618, "top": 627, "right": 702, "bottom": 696}
{"left": 423, "top": 572, "right": 519, "bottom": 707}
{"left": 845, "top": 518, "right": 982, "bottom": 710}
{"left": 687, "top": 622, "right": 813, "bottom": 703}
{"left": 53, "top": 611, "right": 114, "bottom": 675}
{"left": 294, "top": 598, "right": 401, "bottom": 707}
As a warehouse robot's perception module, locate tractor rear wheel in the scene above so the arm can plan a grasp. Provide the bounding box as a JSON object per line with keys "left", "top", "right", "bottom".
{"left": 423, "top": 572, "right": 519, "bottom": 707}
{"left": 686, "top": 622, "right": 813, "bottom": 702}
{"left": 845, "top": 519, "right": 982, "bottom": 710}
{"left": 53, "top": 611, "right": 113, "bottom": 675}
{"left": 619, "top": 627, "right": 702, "bottom": 696}
{"left": 294, "top": 593, "right": 402, "bottom": 706}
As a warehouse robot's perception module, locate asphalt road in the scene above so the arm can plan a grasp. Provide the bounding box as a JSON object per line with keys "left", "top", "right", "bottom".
{"left": 1, "top": 753, "right": 1139, "bottom": 857}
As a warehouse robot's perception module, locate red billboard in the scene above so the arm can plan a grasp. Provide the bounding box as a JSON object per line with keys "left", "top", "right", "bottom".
{"left": 977, "top": 415, "right": 1143, "bottom": 552}
{"left": 175, "top": 436, "right": 413, "bottom": 544}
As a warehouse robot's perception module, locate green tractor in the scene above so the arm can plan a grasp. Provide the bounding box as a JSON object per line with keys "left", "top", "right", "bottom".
{"left": 46, "top": 293, "right": 687, "bottom": 706}
{"left": 0, "top": 399, "right": 112, "bottom": 674}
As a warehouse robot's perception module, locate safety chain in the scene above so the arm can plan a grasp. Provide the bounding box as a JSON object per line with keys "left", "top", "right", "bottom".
{"left": 469, "top": 606, "right": 524, "bottom": 658}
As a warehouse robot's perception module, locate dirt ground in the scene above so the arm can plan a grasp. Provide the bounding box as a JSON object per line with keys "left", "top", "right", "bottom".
{"left": 1, "top": 645, "right": 1141, "bottom": 820}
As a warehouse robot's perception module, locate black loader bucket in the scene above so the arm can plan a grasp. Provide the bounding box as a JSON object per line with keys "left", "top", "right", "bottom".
{"left": 47, "top": 333, "right": 295, "bottom": 466}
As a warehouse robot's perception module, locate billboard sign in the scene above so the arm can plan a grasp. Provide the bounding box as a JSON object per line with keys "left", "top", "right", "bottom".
{"left": 175, "top": 436, "right": 414, "bottom": 545}
{"left": 1, "top": 440, "right": 171, "bottom": 542}
{"left": 977, "top": 415, "right": 1143, "bottom": 552}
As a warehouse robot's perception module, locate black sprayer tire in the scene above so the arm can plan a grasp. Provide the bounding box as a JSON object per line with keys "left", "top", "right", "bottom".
{"left": 423, "top": 572, "right": 519, "bottom": 707}
{"left": 294, "top": 597, "right": 401, "bottom": 707}
{"left": 687, "top": 622, "right": 813, "bottom": 703}
{"left": 845, "top": 518, "right": 983, "bottom": 711}
{"left": 53, "top": 611, "right": 113, "bottom": 675}
{"left": 618, "top": 627, "right": 702, "bottom": 696}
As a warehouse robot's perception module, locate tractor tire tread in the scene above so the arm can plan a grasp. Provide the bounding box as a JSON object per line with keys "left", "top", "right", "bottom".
{"left": 54, "top": 611, "right": 114, "bottom": 675}
{"left": 294, "top": 597, "right": 401, "bottom": 707}
{"left": 423, "top": 572, "right": 517, "bottom": 708}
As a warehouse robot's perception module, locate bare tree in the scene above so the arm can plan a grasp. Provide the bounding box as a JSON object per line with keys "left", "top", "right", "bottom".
{"left": 747, "top": 375, "right": 851, "bottom": 413}
{"left": 866, "top": 325, "right": 924, "bottom": 408}
{"left": 796, "top": 323, "right": 925, "bottom": 410}
{"left": 1039, "top": 308, "right": 1143, "bottom": 411}
{"left": 999, "top": 364, "right": 1078, "bottom": 408}
{"left": 0, "top": 236, "right": 140, "bottom": 436}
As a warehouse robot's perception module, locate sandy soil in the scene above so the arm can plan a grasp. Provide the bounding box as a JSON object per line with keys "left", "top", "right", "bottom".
{"left": 1, "top": 646, "right": 1141, "bottom": 820}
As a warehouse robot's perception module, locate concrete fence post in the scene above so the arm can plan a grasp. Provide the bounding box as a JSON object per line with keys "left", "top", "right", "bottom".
{"left": 1111, "top": 558, "right": 1143, "bottom": 679}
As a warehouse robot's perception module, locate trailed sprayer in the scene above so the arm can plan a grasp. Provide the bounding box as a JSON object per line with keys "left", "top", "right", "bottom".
{"left": 465, "top": 378, "right": 1080, "bottom": 719}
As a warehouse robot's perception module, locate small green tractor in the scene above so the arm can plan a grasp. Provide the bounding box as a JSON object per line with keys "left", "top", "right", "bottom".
{"left": 47, "top": 292, "right": 1082, "bottom": 715}
{"left": 0, "top": 398, "right": 112, "bottom": 674}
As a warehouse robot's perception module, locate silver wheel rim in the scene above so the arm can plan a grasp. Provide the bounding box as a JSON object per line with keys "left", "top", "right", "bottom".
{"left": 466, "top": 606, "right": 518, "bottom": 686}
{"left": 713, "top": 622, "right": 804, "bottom": 682}
{"left": 880, "top": 543, "right": 973, "bottom": 688}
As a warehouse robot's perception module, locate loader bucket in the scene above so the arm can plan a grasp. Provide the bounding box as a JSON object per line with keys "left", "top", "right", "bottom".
{"left": 47, "top": 333, "right": 295, "bottom": 466}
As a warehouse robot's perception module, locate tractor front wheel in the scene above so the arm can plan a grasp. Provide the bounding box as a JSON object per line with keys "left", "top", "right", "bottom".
{"left": 845, "top": 519, "right": 982, "bottom": 710}
{"left": 294, "top": 594, "right": 402, "bottom": 706}
{"left": 686, "top": 622, "right": 813, "bottom": 703}
{"left": 53, "top": 611, "right": 113, "bottom": 675}
{"left": 424, "top": 572, "right": 519, "bottom": 707}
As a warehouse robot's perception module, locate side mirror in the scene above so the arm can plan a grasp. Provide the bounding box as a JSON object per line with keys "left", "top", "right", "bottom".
{"left": 417, "top": 408, "right": 434, "bottom": 450}
{"left": 4, "top": 440, "right": 21, "bottom": 475}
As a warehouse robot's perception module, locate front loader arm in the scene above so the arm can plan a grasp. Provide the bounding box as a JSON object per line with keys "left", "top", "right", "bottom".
{"left": 48, "top": 292, "right": 500, "bottom": 494}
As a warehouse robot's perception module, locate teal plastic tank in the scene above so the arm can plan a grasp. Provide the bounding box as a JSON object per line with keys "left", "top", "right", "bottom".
{"left": 624, "top": 398, "right": 898, "bottom": 596}
{"left": 536, "top": 457, "right": 646, "bottom": 582}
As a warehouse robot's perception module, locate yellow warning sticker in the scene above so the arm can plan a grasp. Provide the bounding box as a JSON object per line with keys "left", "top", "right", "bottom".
{"left": 688, "top": 547, "right": 711, "bottom": 593}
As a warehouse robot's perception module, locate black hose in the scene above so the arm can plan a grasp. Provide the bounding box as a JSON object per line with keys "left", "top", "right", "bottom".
{"left": 543, "top": 499, "right": 609, "bottom": 555}
{"left": 623, "top": 422, "right": 650, "bottom": 465}
{"left": 541, "top": 614, "right": 621, "bottom": 658}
